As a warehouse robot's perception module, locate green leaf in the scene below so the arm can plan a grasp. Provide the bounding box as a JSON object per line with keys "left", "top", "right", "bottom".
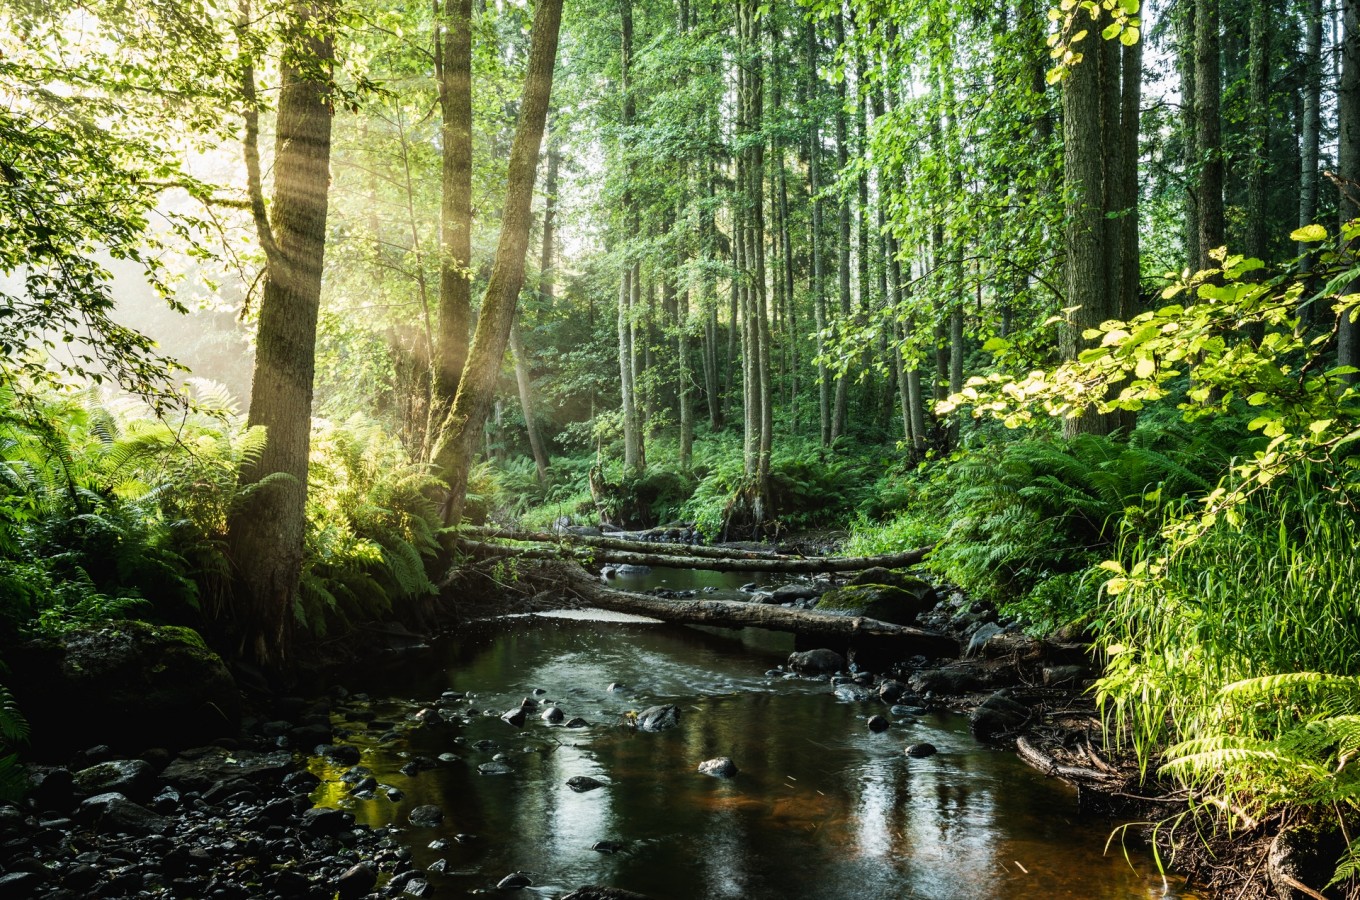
{"left": 1291, "top": 224, "right": 1328, "bottom": 243}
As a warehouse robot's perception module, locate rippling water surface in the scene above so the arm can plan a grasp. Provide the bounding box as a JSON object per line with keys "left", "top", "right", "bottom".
{"left": 310, "top": 610, "right": 1197, "bottom": 899}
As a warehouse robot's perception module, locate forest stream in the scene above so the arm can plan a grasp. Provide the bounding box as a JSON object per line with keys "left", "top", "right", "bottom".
{"left": 306, "top": 571, "right": 1198, "bottom": 900}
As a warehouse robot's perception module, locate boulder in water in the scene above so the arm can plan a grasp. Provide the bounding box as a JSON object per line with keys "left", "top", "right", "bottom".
{"left": 787, "top": 648, "right": 844, "bottom": 675}
{"left": 636, "top": 704, "right": 681, "bottom": 732}
{"left": 566, "top": 776, "right": 607, "bottom": 792}
{"left": 697, "top": 757, "right": 738, "bottom": 778}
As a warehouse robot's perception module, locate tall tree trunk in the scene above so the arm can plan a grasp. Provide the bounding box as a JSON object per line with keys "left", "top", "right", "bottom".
{"left": 1062, "top": 12, "right": 1140, "bottom": 436}
{"left": 1245, "top": 0, "right": 1268, "bottom": 266}
{"left": 429, "top": 0, "right": 564, "bottom": 525}
{"left": 1299, "top": 0, "right": 1323, "bottom": 302}
{"left": 1179, "top": 0, "right": 1200, "bottom": 272}
{"left": 617, "top": 0, "right": 644, "bottom": 472}
{"left": 1340, "top": 0, "right": 1360, "bottom": 376}
{"left": 1194, "top": 0, "right": 1224, "bottom": 271}
{"left": 806, "top": 19, "right": 830, "bottom": 446}
{"left": 509, "top": 317, "right": 549, "bottom": 483}
{"left": 831, "top": 14, "right": 851, "bottom": 443}
{"left": 679, "top": 286, "right": 694, "bottom": 468}
{"left": 228, "top": 0, "right": 334, "bottom": 665}
{"left": 435, "top": 0, "right": 473, "bottom": 421}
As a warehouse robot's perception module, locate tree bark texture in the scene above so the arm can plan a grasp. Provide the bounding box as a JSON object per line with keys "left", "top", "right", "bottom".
{"left": 1061, "top": 13, "right": 1141, "bottom": 437}
{"left": 1194, "top": 0, "right": 1224, "bottom": 271}
{"left": 544, "top": 563, "right": 958, "bottom": 657}
{"left": 460, "top": 539, "right": 934, "bottom": 574}
{"left": 429, "top": 0, "right": 563, "bottom": 525}
{"left": 435, "top": 0, "right": 473, "bottom": 416}
{"left": 227, "top": 0, "right": 335, "bottom": 665}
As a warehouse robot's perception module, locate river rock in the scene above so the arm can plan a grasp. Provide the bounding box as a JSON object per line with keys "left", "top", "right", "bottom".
{"left": 76, "top": 792, "right": 169, "bottom": 833}
{"left": 866, "top": 715, "right": 891, "bottom": 733}
{"left": 542, "top": 706, "right": 565, "bottom": 724}
{"left": 7, "top": 621, "right": 241, "bottom": 753}
{"left": 833, "top": 683, "right": 871, "bottom": 702}
{"left": 567, "top": 776, "right": 606, "bottom": 792}
{"left": 478, "top": 761, "right": 512, "bottom": 775}
{"left": 787, "top": 648, "right": 844, "bottom": 675}
{"left": 770, "top": 583, "right": 821, "bottom": 603}
{"left": 591, "top": 840, "right": 626, "bottom": 853}
{"left": 71, "top": 759, "right": 156, "bottom": 802}
{"left": 565, "top": 717, "right": 590, "bottom": 728}
{"left": 1042, "top": 665, "right": 1088, "bottom": 686}
{"left": 408, "top": 805, "right": 444, "bottom": 827}
{"left": 27, "top": 767, "right": 74, "bottom": 813}
{"left": 970, "top": 691, "right": 1030, "bottom": 742}
{"left": 614, "top": 564, "right": 651, "bottom": 576}
{"left": 559, "top": 889, "right": 653, "bottom": 900}
{"left": 501, "top": 708, "right": 527, "bottom": 728}
{"left": 497, "top": 872, "right": 533, "bottom": 889}
{"left": 816, "top": 568, "right": 936, "bottom": 625}
{"left": 636, "top": 704, "right": 681, "bottom": 732}
{"left": 301, "top": 807, "right": 353, "bottom": 835}
{"left": 876, "top": 680, "right": 906, "bottom": 703}
{"left": 965, "top": 622, "right": 1005, "bottom": 658}
{"left": 697, "top": 757, "right": 738, "bottom": 778}
{"left": 161, "top": 746, "right": 294, "bottom": 793}
{"left": 904, "top": 743, "right": 937, "bottom": 758}
{"left": 336, "top": 863, "right": 377, "bottom": 900}
{"left": 907, "top": 667, "right": 981, "bottom": 696}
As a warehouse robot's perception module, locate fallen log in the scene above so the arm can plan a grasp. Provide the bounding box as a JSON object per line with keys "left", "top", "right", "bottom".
{"left": 547, "top": 561, "right": 959, "bottom": 657}
{"left": 461, "top": 525, "right": 785, "bottom": 561}
{"left": 1016, "top": 735, "right": 1117, "bottom": 785}
{"left": 456, "top": 537, "right": 932, "bottom": 574}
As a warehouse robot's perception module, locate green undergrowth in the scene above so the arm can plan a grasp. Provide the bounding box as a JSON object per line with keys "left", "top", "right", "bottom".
{"left": 845, "top": 413, "right": 1257, "bottom": 633}
{"left": 1097, "top": 468, "right": 1360, "bottom": 886}
{"left": 0, "top": 381, "right": 444, "bottom": 646}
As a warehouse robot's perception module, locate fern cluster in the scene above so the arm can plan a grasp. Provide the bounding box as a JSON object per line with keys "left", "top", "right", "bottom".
{"left": 0, "top": 381, "right": 445, "bottom": 645}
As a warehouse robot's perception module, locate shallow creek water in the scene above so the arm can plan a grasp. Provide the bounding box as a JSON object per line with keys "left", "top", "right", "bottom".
{"left": 309, "top": 584, "right": 1197, "bottom": 899}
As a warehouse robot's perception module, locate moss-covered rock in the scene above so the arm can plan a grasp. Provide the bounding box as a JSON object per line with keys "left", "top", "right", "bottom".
{"left": 815, "top": 568, "right": 937, "bottom": 625}
{"left": 10, "top": 621, "right": 240, "bottom": 753}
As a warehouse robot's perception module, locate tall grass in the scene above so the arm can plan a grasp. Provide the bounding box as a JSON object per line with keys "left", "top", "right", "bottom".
{"left": 1096, "top": 469, "right": 1360, "bottom": 884}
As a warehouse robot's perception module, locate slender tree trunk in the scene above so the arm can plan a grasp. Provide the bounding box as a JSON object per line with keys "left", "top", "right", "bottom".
{"left": 509, "top": 317, "right": 549, "bottom": 483}
{"left": 1299, "top": 0, "right": 1323, "bottom": 299}
{"left": 807, "top": 19, "right": 830, "bottom": 446}
{"left": 831, "top": 14, "right": 851, "bottom": 443}
{"left": 1195, "top": 0, "right": 1224, "bottom": 270}
{"left": 1179, "top": 0, "right": 1200, "bottom": 272}
{"left": 435, "top": 0, "right": 473, "bottom": 419}
{"left": 429, "top": 0, "right": 563, "bottom": 524}
{"left": 679, "top": 286, "right": 693, "bottom": 468}
{"left": 1340, "top": 0, "right": 1360, "bottom": 376}
{"left": 617, "top": 0, "right": 644, "bottom": 472}
{"left": 1061, "top": 8, "right": 1141, "bottom": 436}
{"left": 1245, "top": 0, "right": 1268, "bottom": 266}
{"left": 228, "top": 0, "right": 334, "bottom": 665}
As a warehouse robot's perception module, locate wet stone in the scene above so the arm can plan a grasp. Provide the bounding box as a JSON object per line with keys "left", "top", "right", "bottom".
{"left": 478, "top": 762, "right": 512, "bottom": 776}
{"left": 867, "top": 715, "right": 891, "bottom": 733}
{"left": 542, "top": 707, "right": 565, "bottom": 724}
{"left": 335, "top": 862, "right": 377, "bottom": 900}
{"left": 497, "top": 872, "right": 532, "bottom": 889}
{"left": 697, "top": 757, "right": 738, "bottom": 778}
{"left": 636, "top": 705, "right": 681, "bottom": 732}
{"left": 566, "top": 776, "right": 606, "bottom": 792}
{"left": 834, "top": 684, "right": 871, "bottom": 703}
{"left": 565, "top": 717, "right": 589, "bottom": 728}
{"left": 591, "top": 840, "right": 626, "bottom": 853}
{"left": 408, "top": 805, "right": 444, "bottom": 827}
{"left": 905, "top": 743, "right": 938, "bottom": 758}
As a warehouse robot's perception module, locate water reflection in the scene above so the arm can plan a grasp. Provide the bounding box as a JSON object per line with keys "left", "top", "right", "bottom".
{"left": 313, "top": 615, "right": 1196, "bottom": 899}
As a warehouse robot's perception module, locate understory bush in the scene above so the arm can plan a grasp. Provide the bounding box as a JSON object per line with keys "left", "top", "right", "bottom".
{"left": 0, "top": 383, "right": 444, "bottom": 644}
{"left": 1097, "top": 469, "right": 1360, "bottom": 885}
{"left": 844, "top": 414, "right": 1256, "bottom": 632}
